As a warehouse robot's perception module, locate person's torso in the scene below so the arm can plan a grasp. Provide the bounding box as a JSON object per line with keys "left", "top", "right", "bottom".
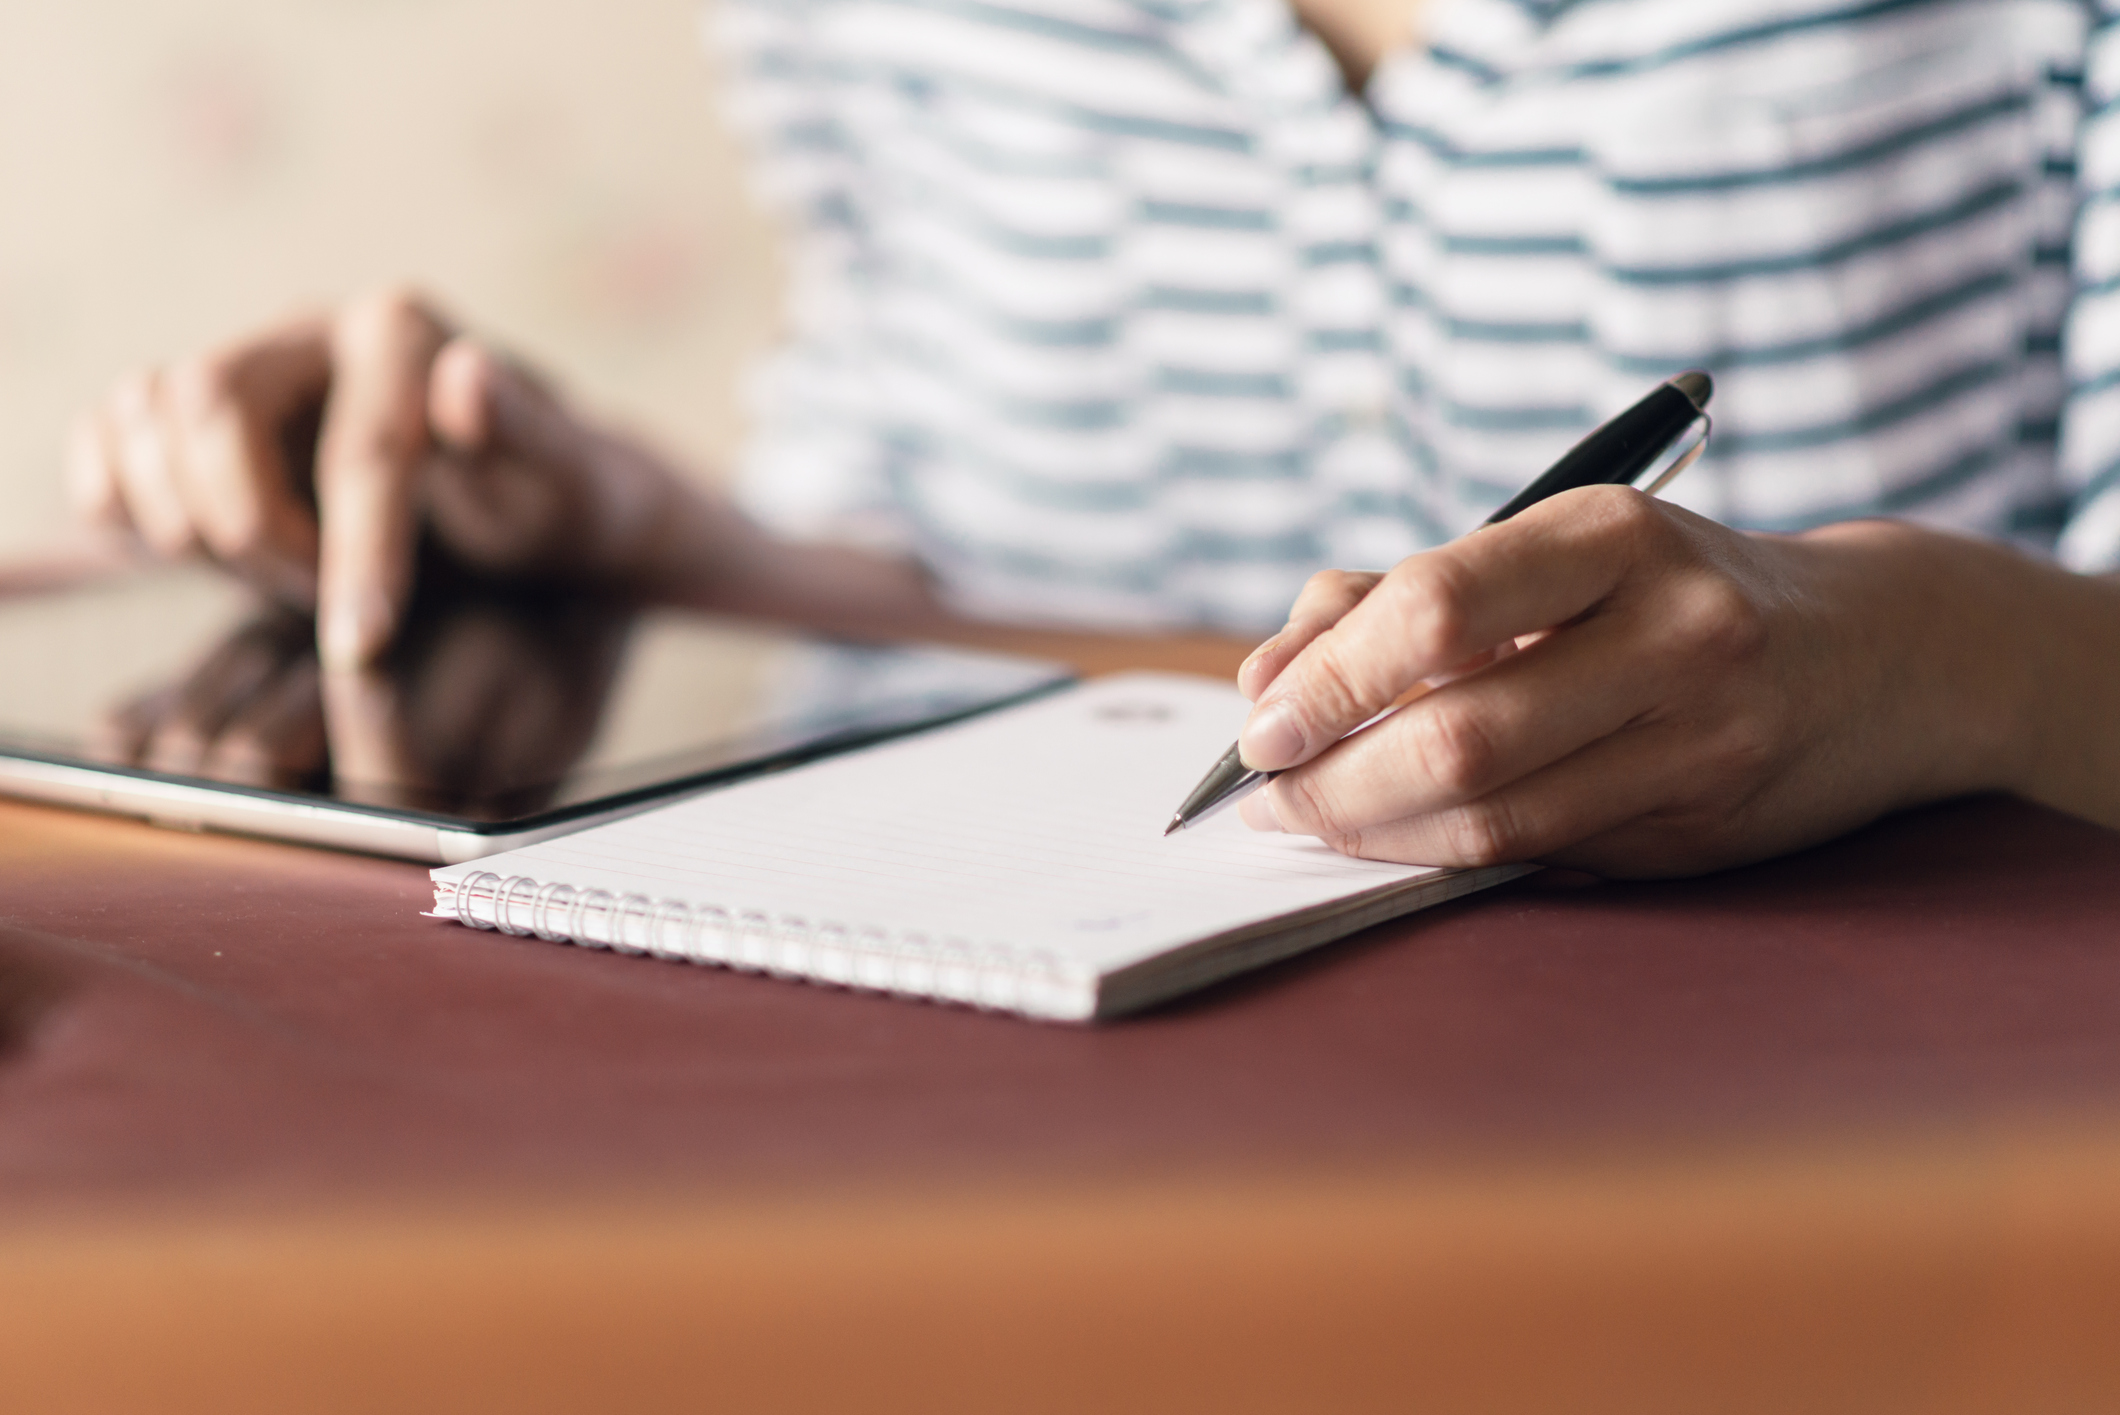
{"left": 725, "top": 0, "right": 2091, "bottom": 632}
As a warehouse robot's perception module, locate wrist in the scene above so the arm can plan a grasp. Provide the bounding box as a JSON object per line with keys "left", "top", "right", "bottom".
{"left": 568, "top": 430, "right": 745, "bottom": 605}
{"left": 575, "top": 445, "right": 952, "bottom": 636}
{"left": 1991, "top": 557, "right": 2120, "bottom": 827}
{"left": 1790, "top": 520, "right": 2111, "bottom": 819}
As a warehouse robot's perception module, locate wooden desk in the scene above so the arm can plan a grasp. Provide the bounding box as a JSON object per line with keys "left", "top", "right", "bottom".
{"left": 3, "top": 625, "right": 2120, "bottom": 1413}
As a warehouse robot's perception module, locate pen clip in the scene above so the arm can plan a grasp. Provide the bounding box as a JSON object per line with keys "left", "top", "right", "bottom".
{"left": 1636, "top": 412, "right": 1710, "bottom": 500}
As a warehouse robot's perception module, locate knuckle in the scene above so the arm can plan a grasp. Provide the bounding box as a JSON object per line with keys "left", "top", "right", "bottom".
{"left": 1675, "top": 575, "right": 1769, "bottom": 663}
{"left": 1322, "top": 829, "right": 1372, "bottom": 861}
{"left": 1437, "top": 801, "right": 1524, "bottom": 867}
{"left": 1705, "top": 711, "right": 1778, "bottom": 785}
{"left": 1288, "top": 568, "right": 1366, "bottom": 626}
{"left": 1306, "top": 567, "right": 1364, "bottom": 603}
{"left": 1402, "top": 702, "right": 1497, "bottom": 798}
{"left": 1380, "top": 558, "right": 1475, "bottom": 664}
{"left": 1583, "top": 483, "right": 1666, "bottom": 540}
{"left": 1301, "top": 643, "right": 1388, "bottom": 730}
{"left": 1272, "top": 771, "right": 1346, "bottom": 839}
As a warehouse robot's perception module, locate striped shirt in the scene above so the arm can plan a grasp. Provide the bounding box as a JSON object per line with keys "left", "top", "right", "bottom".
{"left": 713, "top": 0, "right": 2120, "bottom": 634}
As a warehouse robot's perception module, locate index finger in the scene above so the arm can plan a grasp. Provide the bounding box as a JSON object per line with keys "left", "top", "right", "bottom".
{"left": 1235, "top": 569, "right": 1383, "bottom": 702}
{"left": 314, "top": 290, "right": 452, "bottom": 668}
{"left": 1237, "top": 487, "right": 1651, "bottom": 771}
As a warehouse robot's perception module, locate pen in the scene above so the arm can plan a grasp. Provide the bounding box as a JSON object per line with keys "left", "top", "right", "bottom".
{"left": 1163, "top": 370, "right": 1714, "bottom": 836}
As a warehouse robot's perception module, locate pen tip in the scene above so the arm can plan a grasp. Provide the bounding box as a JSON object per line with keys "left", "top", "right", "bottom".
{"left": 1163, "top": 817, "right": 1183, "bottom": 837}
{"left": 1671, "top": 369, "right": 1713, "bottom": 411}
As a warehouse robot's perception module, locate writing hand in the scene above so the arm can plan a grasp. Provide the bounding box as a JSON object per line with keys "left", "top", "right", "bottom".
{"left": 1230, "top": 486, "right": 2055, "bottom": 877}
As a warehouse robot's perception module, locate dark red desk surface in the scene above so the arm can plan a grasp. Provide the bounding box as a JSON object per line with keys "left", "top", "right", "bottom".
{"left": 2, "top": 791, "right": 2116, "bottom": 1206}
{"left": 3, "top": 781, "right": 2120, "bottom": 1413}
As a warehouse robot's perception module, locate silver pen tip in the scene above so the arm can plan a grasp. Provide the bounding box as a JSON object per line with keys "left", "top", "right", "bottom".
{"left": 1670, "top": 370, "right": 1713, "bottom": 411}
{"left": 1163, "top": 816, "right": 1184, "bottom": 837}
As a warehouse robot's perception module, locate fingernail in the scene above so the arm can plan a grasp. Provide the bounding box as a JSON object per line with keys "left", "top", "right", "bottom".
{"left": 1237, "top": 637, "right": 1281, "bottom": 700}
{"left": 1242, "top": 634, "right": 1281, "bottom": 671}
{"left": 1239, "top": 701, "right": 1305, "bottom": 771}
{"left": 1238, "top": 790, "right": 1282, "bottom": 833}
{"left": 321, "top": 586, "right": 392, "bottom": 670}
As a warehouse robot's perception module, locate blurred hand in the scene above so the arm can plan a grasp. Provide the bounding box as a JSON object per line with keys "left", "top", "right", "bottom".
{"left": 1230, "top": 486, "right": 2065, "bottom": 877}
{"left": 68, "top": 289, "right": 708, "bottom": 669}
{"left": 94, "top": 590, "right": 627, "bottom": 816}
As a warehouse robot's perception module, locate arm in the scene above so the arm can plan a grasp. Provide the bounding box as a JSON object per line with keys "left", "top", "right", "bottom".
{"left": 1231, "top": 487, "right": 2120, "bottom": 878}
{"left": 66, "top": 288, "right": 1256, "bottom": 681}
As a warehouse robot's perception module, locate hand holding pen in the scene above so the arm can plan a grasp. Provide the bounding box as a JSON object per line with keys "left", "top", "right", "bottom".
{"left": 1161, "top": 369, "right": 2034, "bottom": 880}
{"left": 1169, "top": 371, "right": 1714, "bottom": 836}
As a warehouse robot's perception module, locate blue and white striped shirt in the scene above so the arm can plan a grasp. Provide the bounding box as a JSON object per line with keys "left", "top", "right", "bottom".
{"left": 715, "top": 0, "right": 2120, "bottom": 633}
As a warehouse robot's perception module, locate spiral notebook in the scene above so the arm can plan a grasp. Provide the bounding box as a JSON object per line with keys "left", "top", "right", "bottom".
{"left": 427, "top": 673, "right": 1530, "bottom": 1021}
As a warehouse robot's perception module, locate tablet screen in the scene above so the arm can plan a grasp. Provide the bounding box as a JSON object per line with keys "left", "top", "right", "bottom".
{"left": 0, "top": 566, "right": 1068, "bottom": 828}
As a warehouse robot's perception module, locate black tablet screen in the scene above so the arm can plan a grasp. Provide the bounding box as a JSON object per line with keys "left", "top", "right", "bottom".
{"left": 0, "top": 567, "right": 1067, "bottom": 827}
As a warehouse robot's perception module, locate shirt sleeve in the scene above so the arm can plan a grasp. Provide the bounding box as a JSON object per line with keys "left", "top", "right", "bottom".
{"left": 2058, "top": 0, "right": 2120, "bottom": 573}
{"left": 706, "top": 0, "right": 916, "bottom": 555}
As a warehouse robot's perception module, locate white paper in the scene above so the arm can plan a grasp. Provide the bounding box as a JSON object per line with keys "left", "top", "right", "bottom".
{"left": 431, "top": 673, "right": 1444, "bottom": 979}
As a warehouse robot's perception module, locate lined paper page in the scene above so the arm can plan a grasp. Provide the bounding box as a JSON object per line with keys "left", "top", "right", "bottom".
{"left": 432, "top": 673, "right": 1443, "bottom": 976}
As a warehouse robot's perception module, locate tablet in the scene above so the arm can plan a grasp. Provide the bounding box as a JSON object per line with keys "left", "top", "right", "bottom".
{"left": 0, "top": 566, "right": 1069, "bottom": 862}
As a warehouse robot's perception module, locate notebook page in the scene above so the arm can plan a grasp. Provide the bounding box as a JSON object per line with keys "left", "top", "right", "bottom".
{"left": 431, "top": 673, "right": 1443, "bottom": 977}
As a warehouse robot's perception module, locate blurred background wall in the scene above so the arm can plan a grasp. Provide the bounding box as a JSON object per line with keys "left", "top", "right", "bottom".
{"left": 0, "top": 0, "right": 783, "bottom": 557}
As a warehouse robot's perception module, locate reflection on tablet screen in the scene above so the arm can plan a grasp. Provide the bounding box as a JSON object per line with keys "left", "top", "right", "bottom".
{"left": 0, "top": 565, "right": 1067, "bottom": 828}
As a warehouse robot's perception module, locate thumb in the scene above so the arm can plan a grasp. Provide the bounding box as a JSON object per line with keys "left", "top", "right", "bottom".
{"left": 427, "top": 336, "right": 573, "bottom": 461}
{"left": 422, "top": 337, "right": 603, "bottom": 575}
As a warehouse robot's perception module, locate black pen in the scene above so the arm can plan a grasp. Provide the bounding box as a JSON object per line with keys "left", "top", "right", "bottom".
{"left": 1163, "top": 370, "right": 1714, "bottom": 836}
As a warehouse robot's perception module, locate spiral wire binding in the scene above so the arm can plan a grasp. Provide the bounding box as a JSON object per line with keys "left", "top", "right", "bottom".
{"left": 440, "top": 872, "right": 1086, "bottom": 1018}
